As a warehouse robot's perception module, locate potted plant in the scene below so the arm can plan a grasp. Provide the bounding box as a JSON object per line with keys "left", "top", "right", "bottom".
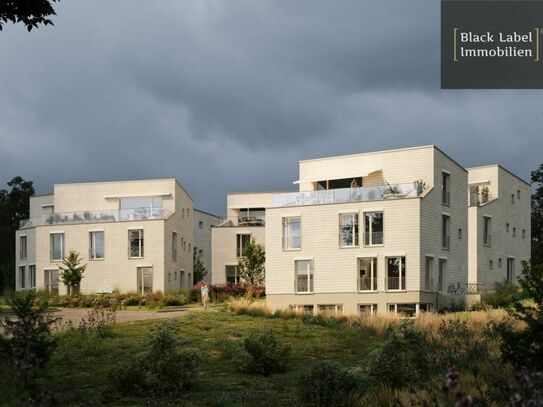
{"left": 413, "top": 179, "right": 426, "bottom": 196}
{"left": 480, "top": 185, "right": 490, "bottom": 203}
{"left": 383, "top": 182, "right": 402, "bottom": 199}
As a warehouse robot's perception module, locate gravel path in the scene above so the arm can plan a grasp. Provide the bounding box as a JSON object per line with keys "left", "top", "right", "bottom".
{"left": 51, "top": 307, "right": 199, "bottom": 325}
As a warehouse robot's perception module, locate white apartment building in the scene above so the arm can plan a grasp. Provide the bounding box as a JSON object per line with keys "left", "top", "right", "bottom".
{"left": 15, "top": 179, "right": 221, "bottom": 295}
{"left": 212, "top": 145, "right": 531, "bottom": 315}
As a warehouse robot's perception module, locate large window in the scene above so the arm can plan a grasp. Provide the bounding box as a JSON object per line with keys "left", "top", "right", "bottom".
{"left": 442, "top": 172, "right": 450, "bottom": 206}
{"left": 483, "top": 216, "right": 492, "bottom": 246}
{"left": 359, "top": 304, "right": 378, "bottom": 315}
{"left": 339, "top": 213, "right": 359, "bottom": 247}
{"left": 90, "top": 231, "right": 104, "bottom": 260}
{"left": 225, "top": 265, "right": 239, "bottom": 284}
{"left": 236, "top": 234, "right": 251, "bottom": 257}
{"left": 20, "top": 235, "right": 27, "bottom": 260}
{"left": 29, "top": 265, "right": 36, "bottom": 289}
{"left": 425, "top": 256, "right": 433, "bottom": 291}
{"left": 137, "top": 266, "right": 153, "bottom": 294}
{"left": 389, "top": 303, "right": 416, "bottom": 317}
{"left": 120, "top": 197, "right": 163, "bottom": 219}
{"left": 316, "top": 177, "right": 362, "bottom": 190}
{"left": 44, "top": 269, "right": 59, "bottom": 295}
{"left": 386, "top": 257, "right": 406, "bottom": 290}
{"left": 318, "top": 304, "right": 343, "bottom": 315}
{"left": 50, "top": 233, "right": 64, "bottom": 261}
{"left": 283, "top": 217, "right": 301, "bottom": 250}
{"left": 238, "top": 208, "right": 266, "bottom": 226}
{"left": 358, "top": 257, "right": 377, "bottom": 291}
{"left": 442, "top": 215, "right": 450, "bottom": 250}
{"left": 172, "top": 232, "right": 177, "bottom": 262}
{"left": 129, "top": 229, "right": 144, "bottom": 258}
{"left": 364, "top": 212, "right": 383, "bottom": 246}
{"left": 295, "top": 260, "right": 313, "bottom": 293}
{"left": 438, "top": 259, "right": 447, "bottom": 292}
{"left": 18, "top": 266, "right": 26, "bottom": 289}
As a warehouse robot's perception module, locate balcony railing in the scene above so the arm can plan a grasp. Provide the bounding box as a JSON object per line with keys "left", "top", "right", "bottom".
{"left": 359, "top": 277, "right": 377, "bottom": 291}
{"left": 469, "top": 193, "right": 493, "bottom": 207}
{"left": 364, "top": 232, "right": 383, "bottom": 246}
{"left": 238, "top": 217, "right": 265, "bottom": 226}
{"left": 19, "top": 208, "right": 172, "bottom": 229}
{"left": 272, "top": 183, "right": 418, "bottom": 207}
{"left": 386, "top": 276, "right": 406, "bottom": 291}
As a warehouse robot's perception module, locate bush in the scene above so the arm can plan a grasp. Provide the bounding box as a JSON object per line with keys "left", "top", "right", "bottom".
{"left": 242, "top": 330, "right": 290, "bottom": 376}
{"left": 162, "top": 291, "right": 189, "bottom": 307}
{"left": 110, "top": 320, "right": 200, "bottom": 395}
{"left": 482, "top": 280, "right": 523, "bottom": 309}
{"left": 297, "top": 360, "right": 365, "bottom": 406}
{"left": 192, "top": 283, "right": 265, "bottom": 304}
{"left": 470, "top": 300, "right": 493, "bottom": 311}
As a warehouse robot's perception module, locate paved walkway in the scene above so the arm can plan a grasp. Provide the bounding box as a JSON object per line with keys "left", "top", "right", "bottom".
{"left": 51, "top": 307, "right": 198, "bottom": 325}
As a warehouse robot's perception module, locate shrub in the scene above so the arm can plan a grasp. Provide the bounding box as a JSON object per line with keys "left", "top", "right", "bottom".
{"left": 297, "top": 360, "right": 364, "bottom": 406}
{"left": 242, "top": 330, "right": 290, "bottom": 376}
{"left": 110, "top": 320, "right": 200, "bottom": 395}
{"left": 482, "top": 280, "right": 523, "bottom": 309}
{"left": 469, "top": 300, "right": 493, "bottom": 311}
{"left": 162, "top": 291, "right": 189, "bottom": 307}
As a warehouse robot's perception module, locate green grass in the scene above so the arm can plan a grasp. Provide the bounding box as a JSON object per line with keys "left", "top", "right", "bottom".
{"left": 46, "top": 309, "right": 380, "bottom": 406}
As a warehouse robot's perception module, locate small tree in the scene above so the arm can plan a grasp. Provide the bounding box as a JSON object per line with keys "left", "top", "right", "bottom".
{"left": 193, "top": 247, "right": 207, "bottom": 284}
{"left": 0, "top": 0, "right": 58, "bottom": 31}
{"left": 59, "top": 250, "right": 87, "bottom": 295}
{"left": 237, "top": 238, "right": 265, "bottom": 298}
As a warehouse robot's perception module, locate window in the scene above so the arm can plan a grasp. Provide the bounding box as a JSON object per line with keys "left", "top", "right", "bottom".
{"left": 438, "top": 259, "right": 447, "bottom": 292}
{"left": 359, "top": 304, "right": 378, "bottom": 315}
{"left": 511, "top": 194, "right": 515, "bottom": 204}
{"left": 283, "top": 217, "right": 301, "bottom": 250}
{"left": 517, "top": 190, "right": 521, "bottom": 199}
{"left": 386, "top": 257, "right": 406, "bottom": 290}
{"left": 522, "top": 229, "right": 526, "bottom": 239}
{"left": 295, "top": 260, "right": 313, "bottom": 293}
{"left": 318, "top": 304, "right": 343, "bottom": 315}
{"left": 44, "top": 269, "right": 59, "bottom": 295}
{"left": 419, "top": 303, "right": 433, "bottom": 313}
{"left": 442, "top": 172, "right": 450, "bottom": 206}
{"left": 489, "top": 260, "right": 494, "bottom": 270}
{"left": 225, "top": 265, "right": 239, "bottom": 284}
{"left": 137, "top": 267, "right": 153, "bottom": 294}
{"left": 316, "top": 177, "right": 362, "bottom": 190}
{"left": 507, "top": 258, "right": 515, "bottom": 283}
{"left": 389, "top": 303, "right": 416, "bottom": 317}
{"left": 50, "top": 233, "right": 64, "bottom": 261}
{"left": 239, "top": 208, "right": 266, "bottom": 226}
{"left": 199, "top": 249, "right": 203, "bottom": 255}
{"left": 458, "top": 228, "right": 462, "bottom": 239}
{"left": 358, "top": 258, "right": 377, "bottom": 291}
{"left": 442, "top": 215, "right": 450, "bottom": 250}
{"left": 498, "top": 258, "right": 503, "bottom": 268}
{"left": 183, "top": 240, "right": 187, "bottom": 250}
{"left": 20, "top": 236, "right": 27, "bottom": 260}
{"left": 236, "top": 234, "right": 251, "bottom": 257}
{"left": 424, "top": 256, "right": 433, "bottom": 291}
{"left": 90, "top": 231, "right": 104, "bottom": 260}
{"left": 18, "top": 266, "right": 26, "bottom": 289}
{"left": 129, "top": 229, "right": 144, "bottom": 258}
{"left": 182, "top": 209, "right": 185, "bottom": 218}
{"left": 513, "top": 227, "right": 516, "bottom": 237}
{"left": 172, "top": 232, "right": 177, "bottom": 261}
{"left": 174, "top": 271, "right": 178, "bottom": 281}
{"left": 29, "top": 265, "right": 36, "bottom": 289}
{"left": 506, "top": 223, "right": 510, "bottom": 233}
{"left": 483, "top": 216, "right": 491, "bottom": 246}
{"left": 120, "top": 197, "right": 162, "bottom": 219}
{"left": 364, "top": 212, "right": 383, "bottom": 246}
{"left": 188, "top": 243, "right": 191, "bottom": 252}
{"left": 289, "top": 304, "right": 314, "bottom": 314}
{"left": 339, "top": 213, "right": 359, "bottom": 247}
{"left": 168, "top": 272, "right": 171, "bottom": 284}
{"left": 198, "top": 220, "right": 204, "bottom": 228}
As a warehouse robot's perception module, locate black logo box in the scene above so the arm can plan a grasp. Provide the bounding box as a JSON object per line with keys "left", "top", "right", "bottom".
{"left": 441, "top": 0, "right": 543, "bottom": 89}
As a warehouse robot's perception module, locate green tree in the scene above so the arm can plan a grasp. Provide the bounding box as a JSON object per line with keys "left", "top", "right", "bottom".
{"left": 58, "top": 250, "right": 87, "bottom": 295}
{"left": 193, "top": 247, "right": 207, "bottom": 284}
{"left": 0, "top": 177, "right": 34, "bottom": 293}
{"left": 237, "top": 238, "right": 265, "bottom": 289}
{"left": 531, "top": 163, "right": 543, "bottom": 266}
{"left": 0, "top": 0, "right": 58, "bottom": 31}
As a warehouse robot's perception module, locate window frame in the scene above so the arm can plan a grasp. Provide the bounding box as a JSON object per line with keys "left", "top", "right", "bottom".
{"left": 283, "top": 216, "right": 301, "bottom": 251}
{"left": 172, "top": 232, "right": 178, "bottom": 262}
{"left": 89, "top": 231, "right": 105, "bottom": 260}
{"left": 19, "top": 235, "right": 27, "bottom": 260}
{"left": 50, "top": 233, "right": 64, "bottom": 262}
{"left": 225, "top": 265, "right": 239, "bottom": 284}
{"left": 128, "top": 229, "right": 144, "bottom": 259}
{"left": 236, "top": 233, "right": 251, "bottom": 258}
{"left": 438, "top": 258, "right": 447, "bottom": 292}
{"left": 424, "top": 256, "right": 433, "bottom": 291}
{"left": 364, "top": 211, "right": 384, "bottom": 246}
{"left": 442, "top": 172, "right": 451, "bottom": 206}
{"left": 386, "top": 256, "right": 406, "bottom": 291}
{"left": 483, "top": 216, "right": 491, "bottom": 246}
{"left": 442, "top": 214, "right": 451, "bottom": 250}
{"left": 359, "top": 303, "right": 378, "bottom": 315}
{"left": 295, "top": 260, "right": 314, "bottom": 294}
{"left": 339, "top": 213, "right": 359, "bottom": 248}
{"left": 358, "top": 257, "right": 378, "bottom": 292}
{"left": 28, "top": 265, "right": 36, "bottom": 289}
{"left": 18, "top": 265, "right": 26, "bottom": 289}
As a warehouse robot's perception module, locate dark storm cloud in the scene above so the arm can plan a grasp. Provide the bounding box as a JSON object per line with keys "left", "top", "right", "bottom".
{"left": 0, "top": 1, "right": 541, "bottom": 215}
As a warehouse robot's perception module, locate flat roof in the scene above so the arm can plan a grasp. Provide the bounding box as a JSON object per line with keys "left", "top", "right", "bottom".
{"left": 466, "top": 164, "right": 530, "bottom": 186}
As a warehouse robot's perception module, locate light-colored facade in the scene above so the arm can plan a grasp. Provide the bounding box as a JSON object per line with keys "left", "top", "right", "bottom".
{"left": 467, "top": 165, "right": 531, "bottom": 288}
{"left": 15, "top": 179, "right": 218, "bottom": 295}
{"left": 194, "top": 209, "right": 223, "bottom": 283}
{"left": 212, "top": 145, "right": 531, "bottom": 315}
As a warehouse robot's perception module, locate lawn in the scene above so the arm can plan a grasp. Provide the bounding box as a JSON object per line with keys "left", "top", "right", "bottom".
{"left": 46, "top": 308, "right": 380, "bottom": 406}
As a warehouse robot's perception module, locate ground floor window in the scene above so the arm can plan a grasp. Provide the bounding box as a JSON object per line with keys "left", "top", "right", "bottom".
{"left": 419, "top": 303, "right": 434, "bottom": 312}
{"left": 388, "top": 303, "right": 416, "bottom": 317}
{"left": 359, "top": 304, "right": 377, "bottom": 315}
{"left": 29, "top": 265, "right": 36, "bottom": 289}
{"left": 18, "top": 266, "right": 26, "bottom": 289}
{"left": 295, "top": 260, "right": 314, "bottom": 293}
{"left": 289, "top": 304, "right": 314, "bottom": 314}
{"left": 44, "top": 269, "right": 59, "bottom": 295}
{"left": 225, "top": 265, "right": 239, "bottom": 284}
{"left": 438, "top": 259, "right": 447, "bottom": 292}
{"left": 507, "top": 258, "right": 515, "bottom": 283}
{"left": 317, "top": 304, "right": 343, "bottom": 315}
{"left": 137, "top": 267, "right": 153, "bottom": 294}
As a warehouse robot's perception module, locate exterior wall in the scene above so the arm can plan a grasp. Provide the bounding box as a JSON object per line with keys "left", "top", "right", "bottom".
{"left": 193, "top": 210, "right": 223, "bottom": 283}
{"left": 29, "top": 195, "right": 54, "bottom": 218}
{"left": 468, "top": 166, "right": 531, "bottom": 287}
{"left": 226, "top": 192, "right": 283, "bottom": 225}
{"left": 15, "top": 228, "right": 36, "bottom": 289}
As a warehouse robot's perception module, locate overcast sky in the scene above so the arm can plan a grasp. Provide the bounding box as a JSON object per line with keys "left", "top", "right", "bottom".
{"left": 0, "top": 1, "right": 541, "bottom": 215}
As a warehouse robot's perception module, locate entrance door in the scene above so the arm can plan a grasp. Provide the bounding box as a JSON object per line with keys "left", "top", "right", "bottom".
{"left": 137, "top": 267, "right": 153, "bottom": 294}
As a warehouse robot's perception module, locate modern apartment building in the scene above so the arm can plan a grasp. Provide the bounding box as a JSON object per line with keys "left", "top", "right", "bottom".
{"left": 15, "top": 179, "right": 220, "bottom": 294}
{"left": 211, "top": 145, "right": 531, "bottom": 315}
{"left": 194, "top": 209, "right": 224, "bottom": 282}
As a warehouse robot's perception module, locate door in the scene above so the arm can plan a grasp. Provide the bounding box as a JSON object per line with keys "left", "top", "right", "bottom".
{"left": 137, "top": 267, "right": 153, "bottom": 294}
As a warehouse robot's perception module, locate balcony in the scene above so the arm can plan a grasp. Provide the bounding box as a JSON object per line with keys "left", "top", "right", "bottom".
{"left": 272, "top": 183, "right": 418, "bottom": 207}
{"left": 364, "top": 232, "right": 383, "bottom": 246}
{"left": 359, "top": 277, "right": 377, "bottom": 291}
{"left": 386, "top": 276, "right": 406, "bottom": 291}
{"left": 19, "top": 208, "right": 172, "bottom": 229}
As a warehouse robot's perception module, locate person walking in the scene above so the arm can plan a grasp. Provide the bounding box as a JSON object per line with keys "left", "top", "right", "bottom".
{"left": 200, "top": 281, "right": 210, "bottom": 310}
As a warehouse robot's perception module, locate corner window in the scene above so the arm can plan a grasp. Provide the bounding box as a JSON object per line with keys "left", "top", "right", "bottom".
{"left": 386, "top": 257, "right": 406, "bottom": 290}
{"left": 225, "top": 265, "right": 239, "bottom": 284}
{"left": 172, "top": 232, "right": 177, "bottom": 261}
{"left": 283, "top": 217, "right": 301, "bottom": 250}
{"left": 364, "top": 212, "right": 383, "bottom": 246}
{"left": 50, "top": 233, "right": 64, "bottom": 261}
{"left": 339, "top": 213, "right": 359, "bottom": 247}
{"left": 358, "top": 257, "right": 377, "bottom": 291}
{"left": 90, "top": 231, "right": 104, "bottom": 260}
{"left": 442, "top": 215, "right": 450, "bottom": 250}
{"left": 129, "top": 229, "right": 144, "bottom": 258}
{"left": 483, "top": 216, "right": 491, "bottom": 246}
{"left": 295, "top": 260, "right": 313, "bottom": 293}
{"left": 19, "top": 236, "right": 27, "bottom": 260}
{"left": 442, "top": 172, "right": 450, "bottom": 206}
{"left": 236, "top": 234, "right": 251, "bottom": 257}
